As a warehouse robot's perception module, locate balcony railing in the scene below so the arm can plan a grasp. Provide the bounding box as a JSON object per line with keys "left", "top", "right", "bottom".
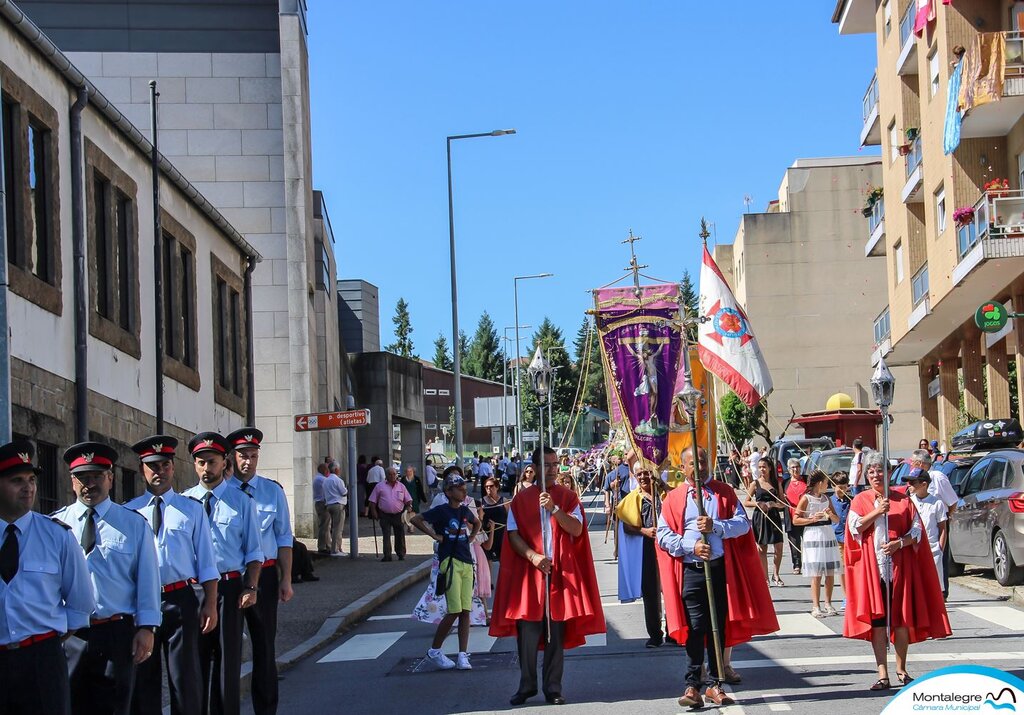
{"left": 905, "top": 137, "right": 922, "bottom": 178}
{"left": 899, "top": 4, "right": 914, "bottom": 50}
{"left": 959, "top": 32, "right": 1024, "bottom": 138}
{"left": 860, "top": 73, "right": 881, "bottom": 146}
{"left": 897, "top": 4, "right": 919, "bottom": 75}
{"left": 868, "top": 197, "right": 884, "bottom": 235}
{"left": 958, "top": 187, "right": 1024, "bottom": 259}
{"left": 862, "top": 74, "right": 879, "bottom": 124}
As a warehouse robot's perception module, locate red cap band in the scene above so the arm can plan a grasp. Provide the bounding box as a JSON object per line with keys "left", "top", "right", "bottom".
{"left": 70, "top": 455, "right": 113, "bottom": 471}
{"left": 0, "top": 454, "right": 33, "bottom": 473}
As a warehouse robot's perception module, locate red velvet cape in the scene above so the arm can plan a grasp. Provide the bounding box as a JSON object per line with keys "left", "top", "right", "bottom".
{"left": 842, "top": 489, "right": 951, "bottom": 644}
{"left": 488, "top": 484, "right": 605, "bottom": 649}
{"left": 655, "top": 480, "right": 779, "bottom": 647}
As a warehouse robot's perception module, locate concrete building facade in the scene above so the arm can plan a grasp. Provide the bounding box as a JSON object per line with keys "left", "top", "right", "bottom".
{"left": 0, "top": 3, "right": 258, "bottom": 510}
{"left": 714, "top": 158, "right": 922, "bottom": 450}
{"left": 834, "top": 0, "right": 1024, "bottom": 444}
{"left": 15, "top": 0, "right": 344, "bottom": 534}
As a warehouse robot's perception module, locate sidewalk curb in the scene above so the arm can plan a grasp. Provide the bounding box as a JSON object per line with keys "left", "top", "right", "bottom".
{"left": 240, "top": 559, "right": 431, "bottom": 690}
{"left": 952, "top": 574, "right": 1024, "bottom": 607}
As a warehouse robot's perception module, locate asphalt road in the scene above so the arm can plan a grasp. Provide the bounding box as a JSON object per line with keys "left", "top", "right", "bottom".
{"left": 266, "top": 494, "right": 1024, "bottom": 714}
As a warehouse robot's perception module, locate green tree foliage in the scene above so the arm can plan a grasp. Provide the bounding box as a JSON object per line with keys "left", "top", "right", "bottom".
{"left": 520, "top": 318, "right": 574, "bottom": 434}
{"left": 432, "top": 332, "right": 453, "bottom": 370}
{"left": 385, "top": 297, "right": 415, "bottom": 358}
{"left": 680, "top": 269, "right": 699, "bottom": 342}
{"left": 464, "top": 311, "right": 503, "bottom": 381}
{"left": 458, "top": 330, "right": 469, "bottom": 366}
{"left": 719, "top": 392, "right": 771, "bottom": 446}
{"left": 572, "top": 317, "right": 607, "bottom": 413}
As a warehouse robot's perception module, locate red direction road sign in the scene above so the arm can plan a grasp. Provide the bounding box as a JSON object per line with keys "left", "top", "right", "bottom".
{"left": 294, "top": 409, "right": 371, "bottom": 432}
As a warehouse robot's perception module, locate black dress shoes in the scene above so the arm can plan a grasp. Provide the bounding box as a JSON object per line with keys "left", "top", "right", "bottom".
{"left": 509, "top": 691, "right": 537, "bottom": 706}
{"left": 545, "top": 694, "right": 567, "bottom": 705}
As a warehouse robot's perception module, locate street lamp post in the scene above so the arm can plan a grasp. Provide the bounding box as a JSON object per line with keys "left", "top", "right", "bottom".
{"left": 513, "top": 273, "right": 553, "bottom": 457}
{"left": 447, "top": 129, "right": 515, "bottom": 467}
{"left": 503, "top": 325, "right": 530, "bottom": 453}
{"left": 870, "top": 356, "right": 896, "bottom": 648}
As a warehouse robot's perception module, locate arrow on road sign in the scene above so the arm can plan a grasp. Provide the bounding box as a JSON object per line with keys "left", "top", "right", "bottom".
{"left": 294, "top": 408, "right": 371, "bottom": 432}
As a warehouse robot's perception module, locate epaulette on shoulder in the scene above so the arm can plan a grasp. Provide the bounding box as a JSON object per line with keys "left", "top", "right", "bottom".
{"left": 269, "top": 479, "right": 284, "bottom": 489}
{"left": 49, "top": 516, "right": 72, "bottom": 530}
{"left": 186, "top": 495, "right": 203, "bottom": 504}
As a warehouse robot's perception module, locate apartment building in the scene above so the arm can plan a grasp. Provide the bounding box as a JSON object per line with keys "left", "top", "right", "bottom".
{"left": 835, "top": 0, "right": 1024, "bottom": 443}
{"left": 714, "top": 158, "right": 921, "bottom": 450}
{"left": 0, "top": 4, "right": 259, "bottom": 510}
{"left": 14, "top": 0, "right": 348, "bottom": 535}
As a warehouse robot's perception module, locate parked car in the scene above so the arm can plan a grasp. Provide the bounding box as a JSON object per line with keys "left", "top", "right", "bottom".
{"left": 766, "top": 437, "right": 835, "bottom": 482}
{"left": 806, "top": 447, "right": 854, "bottom": 478}
{"left": 947, "top": 448, "right": 1024, "bottom": 586}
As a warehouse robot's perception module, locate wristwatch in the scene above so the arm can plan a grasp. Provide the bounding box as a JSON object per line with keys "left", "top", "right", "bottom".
{"left": 552, "top": 504, "right": 561, "bottom": 514}
{"left": 138, "top": 625, "right": 157, "bottom": 634}
{"left": 243, "top": 584, "right": 258, "bottom": 592}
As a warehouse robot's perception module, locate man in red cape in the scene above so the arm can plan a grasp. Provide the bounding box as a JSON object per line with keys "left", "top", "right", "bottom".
{"left": 490, "top": 446, "right": 605, "bottom": 707}
{"left": 843, "top": 451, "right": 950, "bottom": 691}
{"left": 656, "top": 447, "right": 778, "bottom": 708}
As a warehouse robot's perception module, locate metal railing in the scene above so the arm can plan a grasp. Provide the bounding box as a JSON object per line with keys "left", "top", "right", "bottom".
{"left": 873, "top": 308, "right": 891, "bottom": 345}
{"left": 862, "top": 73, "right": 879, "bottom": 124}
{"left": 959, "top": 187, "right": 1024, "bottom": 258}
{"left": 868, "top": 197, "right": 885, "bottom": 236}
{"left": 911, "top": 264, "right": 929, "bottom": 307}
{"left": 905, "top": 137, "right": 922, "bottom": 178}
{"left": 899, "top": 3, "right": 915, "bottom": 51}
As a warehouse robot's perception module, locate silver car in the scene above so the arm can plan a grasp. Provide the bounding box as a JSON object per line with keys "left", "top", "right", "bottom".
{"left": 948, "top": 449, "right": 1024, "bottom": 586}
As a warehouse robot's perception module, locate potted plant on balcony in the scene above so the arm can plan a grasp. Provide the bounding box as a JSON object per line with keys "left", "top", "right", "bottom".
{"left": 898, "top": 143, "right": 912, "bottom": 156}
{"left": 984, "top": 178, "right": 1011, "bottom": 198}
{"left": 905, "top": 127, "right": 920, "bottom": 142}
{"left": 861, "top": 186, "right": 884, "bottom": 217}
{"left": 953, "top": 206, "right": 975, "bottom": 227}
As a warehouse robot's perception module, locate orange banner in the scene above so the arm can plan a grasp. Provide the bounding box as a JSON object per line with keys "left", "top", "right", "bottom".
{"left": 666, "top": 348, "right": 717, "bottom": 487}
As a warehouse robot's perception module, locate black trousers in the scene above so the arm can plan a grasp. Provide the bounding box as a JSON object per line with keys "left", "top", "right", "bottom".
{"left": 0, "top": 636, "right": 70, "bottom": 715}
{"left": 199, "top": 577, "right": 243, "bottom": 715}
{"left": 681, "top": 559, "right": 729, "bottom": 688}
{"left": 66, "top": 617, "right": 136, "bottom": 715}
{"left": 515, "top": 619, "right": 566, "bottom": 698}
{"left": 379, "top": 513, "right": 406, "bottom": 558}
{"left": 641, "top": 539, "right": 663, "bottom": 641}
{"left": 243, "top": 566, "right": 280, "bottom": 715}
{"left": 131, "top": 587, "right": 202, "bottom": 715}
{"left": 788, "top": 524, "right": 804, "bottom": 570}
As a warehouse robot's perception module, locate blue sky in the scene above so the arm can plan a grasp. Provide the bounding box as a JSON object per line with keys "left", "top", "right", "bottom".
{"left": 308, "top": 2, "right": 878, "bottom": 359}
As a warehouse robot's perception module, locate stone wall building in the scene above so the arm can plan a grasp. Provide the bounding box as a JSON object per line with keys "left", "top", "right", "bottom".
{"left": 714, "top": 158, "right": 922, "bottom": 452}
{"left": 0, "top": 3, "right": 259, "bottom": 511}
{"left": 13, "top": 0, "right": 347, "bottom": 534}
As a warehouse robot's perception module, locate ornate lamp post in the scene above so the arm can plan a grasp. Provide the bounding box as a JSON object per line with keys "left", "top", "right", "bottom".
{"left": 870, "top": 355, "right": 896, "bottom": 647}
{"left": 527, "top": 346, "right": 555, "bottom": 639}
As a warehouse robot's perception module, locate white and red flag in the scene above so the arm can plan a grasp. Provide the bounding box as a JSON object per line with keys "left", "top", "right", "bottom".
{"left": 697, "top": 246, "right": 773, "bottom": 407}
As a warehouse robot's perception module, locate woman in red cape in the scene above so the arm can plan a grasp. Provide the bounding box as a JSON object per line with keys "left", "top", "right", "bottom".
{"left": 843, "top": 451, "right": 951, "bottom": 691}
{"left": 656, "top": 468, "right": 779, "bottom": 649}
{"left": 490, "top": 448, "right": 604, "bottom": 706}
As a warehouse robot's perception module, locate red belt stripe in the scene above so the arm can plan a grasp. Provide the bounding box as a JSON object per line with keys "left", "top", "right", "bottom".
{"left": 0, "top": 630, "right": 58, "bottom": 651}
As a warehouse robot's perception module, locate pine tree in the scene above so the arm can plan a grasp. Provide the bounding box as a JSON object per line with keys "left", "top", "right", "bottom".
{"left": 572, "top": 317, "right": 607, "bottom": 413}
{"left": 432, "top": 332, "right": 453, "bottom": 370}
{"left": 385, "top": 297, "right": 415, "bottom": 358}
{"left": 680, "top": 269, "right": 699, "bottom": 341}
{"left": 458, "top": 330, "right": 469, "bottom": 366}
{"left": 465, "top": 311, "right": 503, "bottom": 381}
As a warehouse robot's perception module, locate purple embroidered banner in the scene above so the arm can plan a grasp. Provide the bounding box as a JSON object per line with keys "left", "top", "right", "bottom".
{"left": 594, "top": 285, "right": 685, "bottom": 468}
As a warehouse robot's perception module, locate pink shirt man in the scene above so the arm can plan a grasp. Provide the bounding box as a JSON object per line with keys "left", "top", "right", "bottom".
{"left": 369, "top": 480, "right": 412, "bottom": 514}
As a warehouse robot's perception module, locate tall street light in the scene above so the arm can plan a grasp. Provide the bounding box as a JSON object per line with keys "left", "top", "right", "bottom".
{"left": 514, "top": 273, "right": 553, "bottom": 457}
{"left": 503, "top": 325, "right": 530, "bottom": 453}
{"left": 447, "top": 129, "right": 516, "bottom": 466}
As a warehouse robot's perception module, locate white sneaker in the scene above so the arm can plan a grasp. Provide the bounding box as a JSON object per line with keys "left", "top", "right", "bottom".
{"left": 426, "top": 648, "right": 455, "bottom": 670}
{"left": 331, "top": 551, "right": 347, "bottom": 557}
{"left": 456, "top": 652, "right": 472, "bottom": 670}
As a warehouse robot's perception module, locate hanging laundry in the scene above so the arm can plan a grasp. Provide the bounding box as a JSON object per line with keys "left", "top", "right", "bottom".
{"left": 943, "top": 61, "right": 963, "bottom": 155}
{"left": 915, "top": 0, "right": 954, "bottom": 37}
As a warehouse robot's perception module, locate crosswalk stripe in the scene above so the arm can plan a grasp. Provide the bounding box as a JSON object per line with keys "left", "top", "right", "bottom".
{"left": 367, "top": 614, "right": 411, "bottom": 621}
{"left": 959, "top": 606, "right": 1024, "bottom": 631}
{"left": 442, "top": 629, "right": 496, "bottom": 655}
{"left": 761, "top": 693, "right": 792, "bottom": 711}
{"left": 718, "top": 704, "right": 747, "bottom": 715}
{"left": 317, "top": 632, "right": 405, "bottom": 663}
{"left": 773, "top": 613, "right": 836, "bottom": 637}
{"left": 732, "top": 651, "right": 1024, "bottom": 669}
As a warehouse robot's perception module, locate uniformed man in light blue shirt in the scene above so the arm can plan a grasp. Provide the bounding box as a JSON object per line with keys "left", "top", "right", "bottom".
{"left": 125, "top": 435, "right": 220, "bottom": 715}
{"left": 226, "top": 427, "right": 293, "bottom": 715}
{"left": 54, "top": 441, "right": 161, "bottom": 715}
{"left": 182, "top": 432, "right": 262, "bottom": 715}
{"left": 0, "top": 439, "right": 94, "bottom": 715}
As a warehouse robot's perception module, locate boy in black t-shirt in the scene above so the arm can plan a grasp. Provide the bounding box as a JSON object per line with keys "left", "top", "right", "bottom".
{"left": 411, "top": 470, "right": 480, "bottom": 670}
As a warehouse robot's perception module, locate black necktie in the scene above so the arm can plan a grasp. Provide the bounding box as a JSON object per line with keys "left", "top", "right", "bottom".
{"left": 81, "top": 507, "right": 97, "bottom": 554}
{"left": 152, "top": 496, "right": 163, "bottom": 535}
{"left": 203, "top": 492, "right": 213, "bottom": 518}
{"left": 241, "top": 482, "right": 252, "bottom": 496}
{"left": 0, "top": 524, "right": 19, "bottom": 583}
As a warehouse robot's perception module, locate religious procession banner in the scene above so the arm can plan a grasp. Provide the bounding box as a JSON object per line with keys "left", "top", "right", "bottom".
{"left": 666, "top": 347, "right": 716, "bottom": 487}
{"left": 593, "top": 284, "right": 685, "bottom": 470}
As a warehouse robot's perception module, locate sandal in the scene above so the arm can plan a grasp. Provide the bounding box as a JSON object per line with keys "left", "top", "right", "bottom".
{"left": 897, "top": 673, "right": 914, "bottom": 685}
{"left": 775, "top": 576, "right": 785, "bottom": 587}
{"left": 870, "top": 678, "right": 891, "bottom": 691}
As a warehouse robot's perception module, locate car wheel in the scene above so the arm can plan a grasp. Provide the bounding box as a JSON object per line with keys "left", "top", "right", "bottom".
{"left": 992, "top": 530, "right": 1024, "bottom": 587}
{"left": 947, "top": 554, "right": 964, "bottom": 577}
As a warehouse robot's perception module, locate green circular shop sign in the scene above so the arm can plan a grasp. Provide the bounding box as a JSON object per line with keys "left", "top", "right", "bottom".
{"left": 975, "top": 302, "right": 1009, "bottom": 333}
